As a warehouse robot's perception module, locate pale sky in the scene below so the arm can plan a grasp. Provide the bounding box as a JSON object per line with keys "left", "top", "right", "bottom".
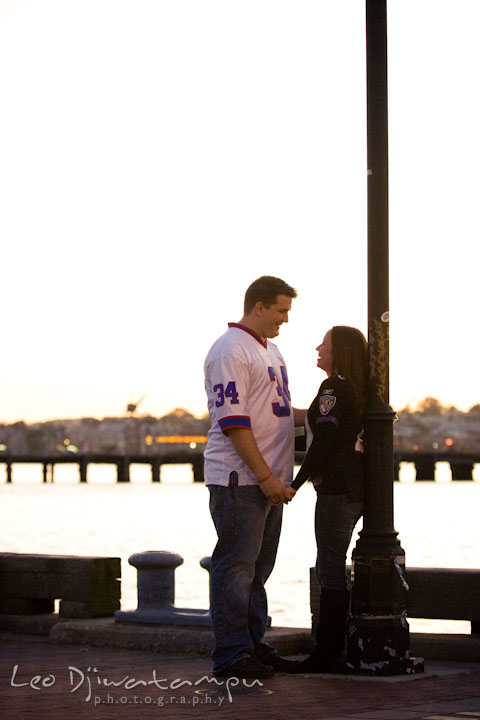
{"left": 1, "top": 0, "right": 479, "bottom": 424}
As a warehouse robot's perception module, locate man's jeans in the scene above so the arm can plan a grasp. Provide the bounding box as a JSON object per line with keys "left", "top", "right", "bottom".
{"left": 208, "top": 472, "right": 283, "bottom": 671}
{"left": 315, "top": 493, "right": 363, "bottom": 591}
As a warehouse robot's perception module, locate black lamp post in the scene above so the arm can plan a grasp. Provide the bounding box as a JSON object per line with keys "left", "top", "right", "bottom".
{"left": 346, "top": 0, "right": 423, "bottom": 674}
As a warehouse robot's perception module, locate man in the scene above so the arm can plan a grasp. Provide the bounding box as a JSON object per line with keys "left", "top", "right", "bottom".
{"left": 204, "top": 275, "right": 301, "bottom": 678}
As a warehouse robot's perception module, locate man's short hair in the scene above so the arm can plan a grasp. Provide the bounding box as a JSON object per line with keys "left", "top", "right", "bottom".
{"left": 244, "top": 276, "right": 297, "bottom": 314}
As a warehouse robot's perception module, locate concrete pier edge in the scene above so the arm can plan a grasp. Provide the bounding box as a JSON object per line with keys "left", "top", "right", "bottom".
{"left": 1, "top": 614, "right": 479, "bottom": 663}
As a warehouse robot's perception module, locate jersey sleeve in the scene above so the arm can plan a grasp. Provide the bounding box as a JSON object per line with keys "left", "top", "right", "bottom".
{"left": 292, "top": 377, "right": 347, "bottom": 490}
{"left": 313, "top": 377, "right": 348, "bottom": 432}
{"left": 207, "top": 352, "right": 252, "bottom": 433}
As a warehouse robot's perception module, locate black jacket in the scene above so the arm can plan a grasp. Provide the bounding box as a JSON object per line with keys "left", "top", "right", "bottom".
{"left": 292, "top": 375, "right": 364, "bottom": 501}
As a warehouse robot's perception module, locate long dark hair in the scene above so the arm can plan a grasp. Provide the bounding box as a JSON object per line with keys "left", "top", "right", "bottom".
{"left": 331, "top": 326, "right": 368, "bottom": 419}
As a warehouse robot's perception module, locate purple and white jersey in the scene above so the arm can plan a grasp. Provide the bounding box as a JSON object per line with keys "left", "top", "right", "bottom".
{"left": 204, "top": 323, "right": 295, "bottom": 486}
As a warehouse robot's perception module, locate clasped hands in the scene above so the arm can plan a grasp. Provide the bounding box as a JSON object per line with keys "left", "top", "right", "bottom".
{"left": 259, "top": 473, "right": 296, "bottom": 507}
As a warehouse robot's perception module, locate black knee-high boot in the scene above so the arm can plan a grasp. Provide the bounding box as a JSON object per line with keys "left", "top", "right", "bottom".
{"left": 289, "top": 588, "right": 350, "bottom": 673}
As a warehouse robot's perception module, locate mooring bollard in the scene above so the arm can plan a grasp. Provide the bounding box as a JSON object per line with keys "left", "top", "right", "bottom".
{"left": 115, "top": 550, "right": 211, "bottom": 627}
{"left": 129, "top": 551, "right": 184, "bottom": 609}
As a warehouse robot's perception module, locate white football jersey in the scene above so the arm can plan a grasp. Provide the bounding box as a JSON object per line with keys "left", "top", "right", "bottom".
{"left": 204, "top": 323, "right": 295, "bottom": 486}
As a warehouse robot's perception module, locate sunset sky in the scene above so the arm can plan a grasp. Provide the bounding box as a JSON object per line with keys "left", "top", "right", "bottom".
{"left": 1, "top": 0, "right": 478, "bottom": 424}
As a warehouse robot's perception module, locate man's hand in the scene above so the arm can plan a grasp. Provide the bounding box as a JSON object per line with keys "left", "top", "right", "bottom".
{"left": 224, "top": 428, "right": 296, "bottom": 505}
{"left": 259, "top": 474, "right": 296, "bottom": 506}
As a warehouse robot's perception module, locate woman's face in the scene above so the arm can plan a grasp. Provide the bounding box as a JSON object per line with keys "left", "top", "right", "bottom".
{"left": 316, "top": 329, "right": 334, "bottom": 376}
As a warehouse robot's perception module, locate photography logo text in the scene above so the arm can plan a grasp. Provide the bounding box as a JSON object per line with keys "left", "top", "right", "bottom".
{"left": 10, "top": 664, "right": 264, "bottom": 705}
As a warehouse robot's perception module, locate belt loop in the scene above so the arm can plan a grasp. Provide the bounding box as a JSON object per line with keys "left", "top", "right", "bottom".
{"left": 229, "top": 471, "right": 238, "bottom": 487}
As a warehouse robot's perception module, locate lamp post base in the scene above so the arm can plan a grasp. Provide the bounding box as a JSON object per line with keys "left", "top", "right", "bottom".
{"left": 347, "top": 614, "right": 424, "bottom": 675}
{"left": 346, "top": 541, "right": 425, "bottom": 674}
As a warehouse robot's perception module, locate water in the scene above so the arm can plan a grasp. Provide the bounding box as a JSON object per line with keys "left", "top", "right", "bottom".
{"left": 1, "top": 462, "right": 479, "bottom": 634}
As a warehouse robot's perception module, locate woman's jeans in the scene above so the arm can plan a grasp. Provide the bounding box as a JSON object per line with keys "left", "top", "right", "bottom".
{"left": 208, "top": 472, "right": 283, "bottom": 671}
{"left": 315, "top": 493, "right": 363, "bottom": 591}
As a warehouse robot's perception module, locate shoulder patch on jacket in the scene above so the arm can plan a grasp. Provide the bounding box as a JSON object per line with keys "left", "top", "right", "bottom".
{"left": 319, "top": 394, "right": 336, "bottom": 415}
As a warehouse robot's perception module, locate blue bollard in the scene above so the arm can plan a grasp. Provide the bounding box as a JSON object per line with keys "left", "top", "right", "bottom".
{"left": 115, "top": 550, "right": 211, "bottom": 627}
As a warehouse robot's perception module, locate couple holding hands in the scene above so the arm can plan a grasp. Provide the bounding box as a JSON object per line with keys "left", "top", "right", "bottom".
{"left": 204, "top": 276, "right": 368, "bottom": 678}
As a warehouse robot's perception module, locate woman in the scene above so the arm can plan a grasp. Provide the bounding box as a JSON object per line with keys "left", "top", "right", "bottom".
{"left": 290, "top": 326, "right": 368, "bottom": 673}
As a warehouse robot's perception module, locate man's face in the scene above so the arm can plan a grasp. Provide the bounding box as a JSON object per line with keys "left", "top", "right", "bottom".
{"left": 258, "top": 294, "right": 292, "bottom": 339}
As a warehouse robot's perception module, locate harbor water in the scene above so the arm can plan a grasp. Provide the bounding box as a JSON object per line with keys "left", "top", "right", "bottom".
{"left": 1, "top": 462, "right": 479, "bottom": 634}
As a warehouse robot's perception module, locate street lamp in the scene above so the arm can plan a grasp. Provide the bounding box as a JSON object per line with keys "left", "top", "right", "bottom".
{"left": 346, "top": 0, "right": 423, "bottom": 675}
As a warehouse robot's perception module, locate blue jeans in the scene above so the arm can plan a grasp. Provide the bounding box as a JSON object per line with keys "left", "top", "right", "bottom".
{"left": 315, "top": 494, "right": 363, "bottom": 591}
{"left": 208, "top": 472, "right": 283, "bottom": 671}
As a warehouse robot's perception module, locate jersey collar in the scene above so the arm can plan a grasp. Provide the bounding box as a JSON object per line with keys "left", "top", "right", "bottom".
{"left": 228, "top": 322, "right": 267, "bottom": 348}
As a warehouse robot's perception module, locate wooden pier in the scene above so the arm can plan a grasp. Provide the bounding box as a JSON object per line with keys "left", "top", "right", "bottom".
{"left": 393, "top": 451, "right": 480, "bottom": 481}
{"left": 0, "top": 453, "right": 205, "bottom": 484}
{"left": 1, "top": 450, "right": 478, "bottom": 484}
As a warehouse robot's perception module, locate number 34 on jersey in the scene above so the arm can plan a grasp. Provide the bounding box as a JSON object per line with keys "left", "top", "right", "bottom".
{"left": 213, "top": 366, "right": 291, "bottom": 418}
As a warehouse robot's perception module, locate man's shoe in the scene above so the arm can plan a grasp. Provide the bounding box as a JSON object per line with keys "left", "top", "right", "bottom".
{"left": 260, "top": 650, "right": 300, "bottom": 672}
{"left": 213, "top": 655, "right": 274, "bottom": 679}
